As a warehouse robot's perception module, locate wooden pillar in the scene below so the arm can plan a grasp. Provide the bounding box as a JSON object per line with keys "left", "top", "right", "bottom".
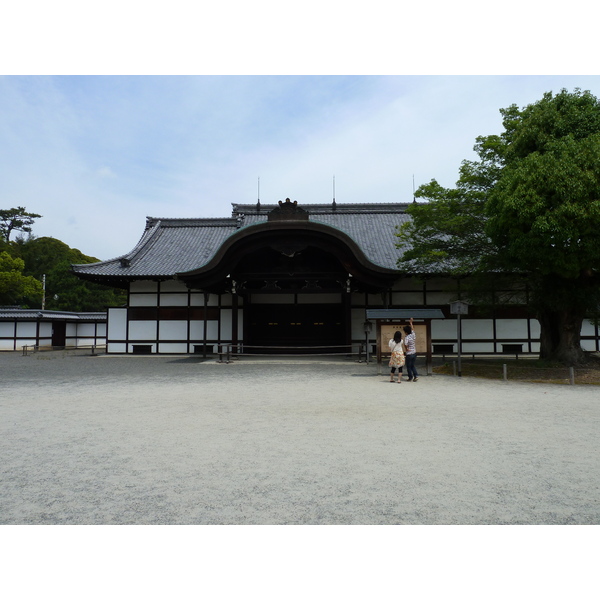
{"left": 203, "top": 293, "right": 209, "bottom": 358}
{"left": 231, "top": 293, "right": 239, "bottom": 350}
{"left": 343, "top": 291, "right": 351, "bottom": 350}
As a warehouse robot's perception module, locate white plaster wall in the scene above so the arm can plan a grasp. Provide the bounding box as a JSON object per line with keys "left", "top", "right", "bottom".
{"left": 108, "top": 308, "right": 127, "bottom": 339}
{"left": 461, "top": 319, "right": 494, "bottom": 340}
{"left": 38, "top": 322, "right": 52, "bottom": 337}
{"left": 158, "top": 342, "right": 188, "bottom": 353}
{"left": 129, "top": 294, "right": 158, "bottom": 307}
{"left": 39, "top": 322, "right": 53, "bottom": 348}
{"left": 238, "top": 309, "right": 244, "bottom": 341}
{"left": 77, "top": 323, "right": 96, "bottom": 336}
{"left": 66, "top": 323, "right": 77, "bottom": 336}
{"left": 351, "top": 308, "right": 367, "bottom": 340}
{"left": 495, "top": 319, "right": 528, "bottom": 339}
{"left": 129, "top": 321, "right": 157, "bottom": 341}
{"left": 220, "top": 309, "right": 232, "bottom": 339}
{"left": 530, "top": 320, "right": 541, "bottom": 338}
{"left": 0, "top": 340, "right": 15, "bottom": 350}
{"left": 159, "top": 320, "right": 187, "bottom": 341}
{"left": 160, "top": 280, "right": 187, "bottom": 292}
{"left": 159, "top": 293, "right": 188, "bottom": 306}
{"left": 189, "top": 320, "right": 204, "bottom": 340}
{"left": 462, "top": 342, "right": 495, "bottom": 353}
{"left": 189, "top": 320, "right": 219, "bottom": 340}
{"left": 392, "top": 292, "right": 424, "bottom": 305}
{"left": 0, "top": 322, "right": 15, "bottom": 336}
{"left": 427, "top": 278, "right": 456, "bottom": 290}
{"left": 431, "top": 319, "right": 458, "bottom": 340}
{"left": 397, "top": 279, "right": 424, "bottom": 291}
{"left": 582, "top": 319, "right": 597, "bottom": 335}
{"left": 107, "top": 343, "right": 126, "bottom": 353}
{"left": 425, "top": 291, "right": 455, "bottom": 305}
{"left": 130, "top": 281, "right": 158, "bottom": 293}
{"left": 366, "top": 294, "right": 385, "bottom": 306}
{"left": 190, "top": 293, "right": 220, "bottom": 306}
{"left": 16, "top": 322, "right": 36, "bottom": 337}
{"left": 581, "top": 340, "right": 597, "bottom": 351}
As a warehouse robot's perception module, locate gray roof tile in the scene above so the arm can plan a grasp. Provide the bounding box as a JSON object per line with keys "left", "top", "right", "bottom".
{"left": 72, "top": 203, "right": 412, "bottom": 278}
{"left": 0, "top": 309, "right": 106, "bottom": 321}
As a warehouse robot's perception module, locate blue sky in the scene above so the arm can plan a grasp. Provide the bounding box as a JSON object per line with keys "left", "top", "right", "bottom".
{"left": 3, "top": 75, "right": 600, "bottom": 260}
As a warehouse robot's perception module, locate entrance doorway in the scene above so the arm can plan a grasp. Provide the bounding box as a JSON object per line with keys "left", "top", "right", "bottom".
{"left": 245, "top": 303, "right": 346, "bottom": 353}
{"left": 52, "top": 321, "right": 66, "bottom": 348}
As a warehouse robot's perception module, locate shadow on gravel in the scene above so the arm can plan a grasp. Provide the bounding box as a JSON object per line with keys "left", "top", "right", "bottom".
{"left": 166, "top": 357, "right": 211, "bottom": 364}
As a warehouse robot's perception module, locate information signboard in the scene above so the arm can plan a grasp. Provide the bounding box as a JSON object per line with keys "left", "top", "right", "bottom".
{"left": 450, "top": 301, "right": 469, "bottom": 315}
{"left": 380, "top": 323, "right": 427, "bottom": 354}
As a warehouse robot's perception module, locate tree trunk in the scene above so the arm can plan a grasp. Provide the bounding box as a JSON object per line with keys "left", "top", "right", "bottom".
{"left": 537, "top": 308, "right": 586, "bottom": 365}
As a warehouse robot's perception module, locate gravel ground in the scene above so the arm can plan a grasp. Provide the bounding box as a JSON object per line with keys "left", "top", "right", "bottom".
{"left": 1, "top": 350, "right": 599, "bottom": 525}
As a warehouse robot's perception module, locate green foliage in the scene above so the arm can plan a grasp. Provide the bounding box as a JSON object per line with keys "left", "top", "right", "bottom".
{"left": 18, "top": 237, "right": 127, "bottom": 311}
{"left": 487, "top": 133, "right": 600, "bottom": 282}
{"left": 396, "top": 88, "right": 600, "bottom": 364}
{"left": 500, "top": 89, "right": 600, "bottom": 161}
{"left": 0, "top": 207, "right": 42, "bottom": 242}
{"left": 1, "top": 208, "right": 126, "bottom": 311}
{"left": 397, "top": 179, "right": 492, "bottom": 277}
{"left": 0, "top": 251, "right": 43, "bottom": 305}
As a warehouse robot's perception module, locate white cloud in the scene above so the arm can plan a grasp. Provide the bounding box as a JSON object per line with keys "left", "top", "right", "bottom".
{"left": 97, "top": 166, "right": 117, "bottom": 179}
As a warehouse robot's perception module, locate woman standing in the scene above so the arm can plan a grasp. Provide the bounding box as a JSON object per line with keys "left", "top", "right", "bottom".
{"left": 388, "top": 330, "right": 405, "bottom": 383}
{"left": 403, "top": 318, "right": 419, "bottom": 382}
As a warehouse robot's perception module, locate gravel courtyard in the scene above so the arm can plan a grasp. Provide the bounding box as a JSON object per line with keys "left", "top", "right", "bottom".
{"left": 1, "top": 350, "right": 599, "bottom": 525}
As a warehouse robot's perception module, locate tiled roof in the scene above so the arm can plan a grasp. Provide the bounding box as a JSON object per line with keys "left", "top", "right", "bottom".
{"left": 72, "top": 203, "right": 413, "bottom": 278}
{"left": 0, "top": 309, "right": 106, "bottom": 321}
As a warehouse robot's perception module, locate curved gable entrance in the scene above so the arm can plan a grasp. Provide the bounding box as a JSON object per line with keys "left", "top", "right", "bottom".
{"left": 177, "top": 200, "right": 399, "bottom": 352}
{"left": 230, "top": 239, "right": 351, "bottom": 352}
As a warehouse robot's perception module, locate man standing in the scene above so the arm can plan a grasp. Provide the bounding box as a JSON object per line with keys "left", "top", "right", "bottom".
{"left": 403, "top": 318, "right": 419, "bottom": 382}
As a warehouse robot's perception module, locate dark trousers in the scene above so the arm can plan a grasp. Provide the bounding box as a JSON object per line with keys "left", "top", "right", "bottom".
{"left": 405, "top": 353, "right": 418, "bottom": 379}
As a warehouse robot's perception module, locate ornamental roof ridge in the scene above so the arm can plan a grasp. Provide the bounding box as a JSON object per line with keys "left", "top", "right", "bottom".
{"left": 231, "top": 202, "right": 410, "bottom": 215}
{"left": 145, "top": 216, "right": 237, "bottom": 227}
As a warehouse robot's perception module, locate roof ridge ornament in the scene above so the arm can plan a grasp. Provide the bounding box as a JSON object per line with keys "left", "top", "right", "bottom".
{"left": 268, "top": 198, "right": 308, "bottom": 222}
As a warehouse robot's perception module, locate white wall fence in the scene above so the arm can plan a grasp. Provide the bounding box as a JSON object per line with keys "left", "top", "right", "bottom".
{"left": 0, "top": 310, "right": 107, "bottom": 352}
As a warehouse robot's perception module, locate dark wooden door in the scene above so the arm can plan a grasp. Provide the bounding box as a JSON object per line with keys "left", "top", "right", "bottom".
{"left": 52, "top": 321, "right": 66, "bottom": 348}
{"left": 245, "top": 304, "right": 345, "bottom": 353}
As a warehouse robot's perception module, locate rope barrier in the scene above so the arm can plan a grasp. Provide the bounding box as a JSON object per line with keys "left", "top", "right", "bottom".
{"left": 216, "top": 343, "right": 368, "bottom": 363}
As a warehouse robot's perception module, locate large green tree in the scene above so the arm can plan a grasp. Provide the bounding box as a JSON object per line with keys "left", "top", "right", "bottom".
{"left": 1, "top": 208, "right": 126, "bottom": 311}
{"left": 0, "top": 207, "right": 42, "bottom": 242}
{"left": 18, "top": 237, "right": 126, "bottom": 311}
{"left": 397, "top": 88, "right": 600, "bottom": 365}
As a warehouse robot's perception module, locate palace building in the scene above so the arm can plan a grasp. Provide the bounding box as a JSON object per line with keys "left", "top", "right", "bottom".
{"left": 71, "top": 199, "right": 600, "bottom": 356}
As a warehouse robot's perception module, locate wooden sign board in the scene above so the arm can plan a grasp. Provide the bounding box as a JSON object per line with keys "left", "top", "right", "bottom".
{"left": 380, "top": 323, "right": 428, "bottom": 354}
